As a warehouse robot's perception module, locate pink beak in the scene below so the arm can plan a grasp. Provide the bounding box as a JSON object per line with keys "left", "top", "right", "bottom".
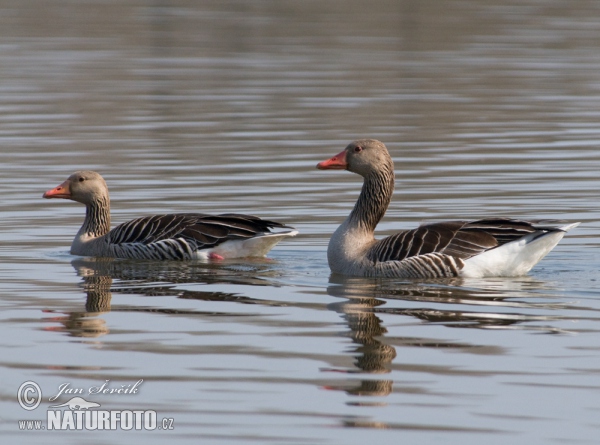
{"left": 43, "top": 179, "right": 71, "bottom": 199}
{"left": 316, "top": 149, "right": 348, "bottom": 170}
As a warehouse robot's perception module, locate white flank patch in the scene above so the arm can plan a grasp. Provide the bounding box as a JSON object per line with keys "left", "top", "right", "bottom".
{"left": 195, "top": 230, "right": 298, "bottom": 259}
{"left": 460, "top": 223, "right": 579, "bottom": 278}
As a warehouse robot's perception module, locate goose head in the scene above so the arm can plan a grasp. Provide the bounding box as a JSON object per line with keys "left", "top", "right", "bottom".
{"left": 43, "top": 171, "right": 109, "bottom": 205}
{"left": 316, "top": 139, "right": 393, "bottom": 178}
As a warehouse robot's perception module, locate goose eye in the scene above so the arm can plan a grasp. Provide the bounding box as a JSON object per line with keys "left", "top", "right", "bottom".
{"left": 354, "top": 146, "right": 363, "bottom": 153}
{"left": 78, "top": 177, "right": 85, "bottom": 182}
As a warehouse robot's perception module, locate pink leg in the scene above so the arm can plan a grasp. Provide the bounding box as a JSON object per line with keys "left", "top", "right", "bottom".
{"left": 208, "top": 252, "right": 225, "bottom": 260}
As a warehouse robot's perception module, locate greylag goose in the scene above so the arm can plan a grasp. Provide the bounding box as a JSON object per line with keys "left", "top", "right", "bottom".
{"left": 317, "top": 139, "right": 579, "bottom": 278}
{"left": 43, "top": 171, "right": 298, "bottom": 260}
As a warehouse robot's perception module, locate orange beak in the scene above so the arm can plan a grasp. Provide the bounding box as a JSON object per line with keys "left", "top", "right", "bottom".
{"left": 316, "top": 149, "right": 348, "bottom": 170}
{"left": 43, "top": 179, "right": 71, "bottom": 199}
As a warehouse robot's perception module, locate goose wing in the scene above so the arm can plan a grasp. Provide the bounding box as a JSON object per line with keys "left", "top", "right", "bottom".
{"left": 367, "top": 218, "right": 558, "bottom": 263}
{"left": 107, "top": 213, "right": 293, "bottom": 250}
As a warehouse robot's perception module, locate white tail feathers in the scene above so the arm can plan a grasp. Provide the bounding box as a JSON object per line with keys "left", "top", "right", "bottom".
{"left": 461, "top": 223, "right": 579, "bottom": 278}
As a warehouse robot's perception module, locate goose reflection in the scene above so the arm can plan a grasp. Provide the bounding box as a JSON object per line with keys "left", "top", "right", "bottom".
{"left": 323, "top": 273, "right": 576, "bottom": 398}
{"left": 329, "top": 274, "right": 575, "bottom": 332}
{"left": 44, "top": 257, "right": 286, "bottom": 338}
{"left": 324, "top": 277, "right": 396, "bottom": 397}
{"left": 43, "top": 258, "right": 114, "bottom": 338}
{"left": 368, "top": 276, "right": 574, "bottom": 333}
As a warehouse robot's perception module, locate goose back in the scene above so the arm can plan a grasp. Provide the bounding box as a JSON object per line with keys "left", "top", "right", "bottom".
{"left": 367, "top": 218, "right": 560, "bottom": 264}
{"left": 92, "top": 213, "right": 295, "bottom": 260}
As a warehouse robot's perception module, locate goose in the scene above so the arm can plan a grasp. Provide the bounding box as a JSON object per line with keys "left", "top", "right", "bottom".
{"left": 43, "top": 171, "right": 298, "bottom": 260}
{"left": 317, "top": 139, "right": 579, "bottom": 278}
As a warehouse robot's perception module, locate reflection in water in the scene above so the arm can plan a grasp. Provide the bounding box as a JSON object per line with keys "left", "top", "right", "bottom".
{"left": 324, "top": 277, "right": 402, "bottom": 398}
{"left": 374, "top": 277, "right": 579, "bottom": 334}
{"left": 329, "top": 274, "right": 577, "bottom": 333}
{"left": 325, "top": 293, "right": 395, "bottom": 397}
{"left": 323, "top": 273, "right": 581, "bottom": 399}
{"left": 43, "top": 257, "right": 288, "bottom": 338}
{"left": 44, "top": 259, "right": 114, "bottom": 338}
{"left": 2, "top": 0, "right": 598, "bottom": 441}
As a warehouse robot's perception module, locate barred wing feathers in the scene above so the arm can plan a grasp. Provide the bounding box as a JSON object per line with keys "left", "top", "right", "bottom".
{"left": 368, "top": 218, "right": 565, "bottom": 265}
{"left": 107, "top": 213, "right": 293, "bottom": 250}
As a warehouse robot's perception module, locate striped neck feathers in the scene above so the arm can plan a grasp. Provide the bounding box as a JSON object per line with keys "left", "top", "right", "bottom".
{"left": 81, "top": 195, "right": 111, "bottom": 238}
{"left": 349, "top": 162, "right": 395, "bottom": 233}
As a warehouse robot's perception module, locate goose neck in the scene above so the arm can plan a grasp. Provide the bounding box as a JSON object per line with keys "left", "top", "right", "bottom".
{"left": 81, "top": 196, "right": 111, "bottom": 238}
{"left": 348, "top": 168, "right": 394, "bottom": 233}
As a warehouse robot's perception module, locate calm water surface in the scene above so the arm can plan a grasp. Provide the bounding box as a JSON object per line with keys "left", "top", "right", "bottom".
{"left": 1, "top": 1, "right": 599, "bottom": 444}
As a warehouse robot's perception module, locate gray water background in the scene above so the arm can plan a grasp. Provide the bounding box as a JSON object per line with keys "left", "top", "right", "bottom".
{"left": 1, "top": 1, "right": 599, "bottom": 444}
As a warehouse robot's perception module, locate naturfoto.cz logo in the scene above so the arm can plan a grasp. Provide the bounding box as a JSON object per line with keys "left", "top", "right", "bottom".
{"left": 17, "top": 380, "right": 174, "bottom": 431}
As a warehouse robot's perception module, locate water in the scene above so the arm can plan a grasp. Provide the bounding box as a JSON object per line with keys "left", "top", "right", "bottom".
{"left": 1, "top": 1, "right": 599, "bottom": 443}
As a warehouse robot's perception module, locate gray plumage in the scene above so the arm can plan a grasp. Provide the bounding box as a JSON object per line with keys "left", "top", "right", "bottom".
{"left": 317, "top": 139, "right": 578, "bottom": 278}
{"left": 44, "top": 171, "right": 297, "bottom": 260}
